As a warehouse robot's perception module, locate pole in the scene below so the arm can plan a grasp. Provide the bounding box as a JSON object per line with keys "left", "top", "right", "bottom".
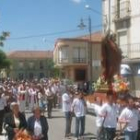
{"left": 88, "top": 16, "right": 92, "bottom": 93}
{"left": 108, "top": 0, "right": 111, "bottom": 34}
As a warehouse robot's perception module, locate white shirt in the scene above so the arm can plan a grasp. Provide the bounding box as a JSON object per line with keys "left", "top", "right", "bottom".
{"left": 34, "top": 119, "right": 42, "bottom": 137}
{"left": 38, "top": 92, "right": 43, "bottom": 99}
{"left": 100, "top": 103, "right": 117, "bottom": 128}
{"left": 119, "top": 107, "right": 139, "bottom": 132}
{"left": 91, "top": 103, "right": 103, "bottom": 127}
{"left": 45, "top": 88, "right": 53, "bottom": 97}
{"left": 62, "top": 93, "right": 71, "bottom": 112}
{"left": 14, "top": 115, "right": 20, "bottom": 128}
{"left": 72, "top": 98, "right": 86, "bottom": 117}
{"left": 51, "top": 85, "right": 58, "bottom": 95}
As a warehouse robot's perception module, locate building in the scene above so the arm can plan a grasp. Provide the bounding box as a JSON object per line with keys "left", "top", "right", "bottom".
{"left": 54, "top": 32, "right": 103, "bottom": 83}
{"left": 7, "top": 51, "right": 53, "bottom": 80}
{"left": 102, "top": 0, "right": 140, "bottom": 95}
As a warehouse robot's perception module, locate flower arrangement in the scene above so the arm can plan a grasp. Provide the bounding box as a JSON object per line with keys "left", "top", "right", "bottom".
{"left": 93, "top": 75, "right": 108, "bottom": 92}
{"left": 112, "top": 75, "right": 130, "bottom": 93}
{"left": 93, "top": 74, "right": 130, "bottom": 93}
{"left": 14, "top": 129, "right": 32, "bottom": 140}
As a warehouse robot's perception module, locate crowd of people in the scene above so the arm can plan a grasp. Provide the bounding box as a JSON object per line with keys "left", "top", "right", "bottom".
{"left": 0, "top": 78, "right": 66, "bottom": 140}
{"left": 62, "top": 89, "right": 140, "bottom": 140}
{"left": 0, "top": 78, "right": 140, "bottom": 140}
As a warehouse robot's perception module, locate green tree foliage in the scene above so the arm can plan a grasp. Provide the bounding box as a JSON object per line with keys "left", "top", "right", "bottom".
{"left": 0, "top": 50, "right": 11, "bottom": 69}
{"left": 46, "top": 59, "right": 60, "bottom": 78}
{"left": 0, "top": 31, "right": 10, "bottom": 47}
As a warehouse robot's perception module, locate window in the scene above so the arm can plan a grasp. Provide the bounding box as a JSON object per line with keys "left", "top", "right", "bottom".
{"left": 75, "top": 69, "right": 86, "bottom": 81}
{"left": 19, "top": 61, "right": 24, "bottom": 69}
{"left": 59, "top": 45, "right": 69, "bottom": 63}
{"left": 39, "top": 73, "right": 44, "bottom": 78}
{"left": 117, "top": 0, "right": 130, "bottom": 18}
{"left": 118, "top": 31, "right": 128, "bottom": 57}
{"left": 18, "top": 73, "right": 24, "bottom": 80}
{"left": 29, "top": 73, "right": 34, "bottom": 79}
{"left": 40, "top": 61, "right": 44, "bottom": 69}
{"left": 73, "top": 47, "right": 86, "bottom": 63}
{"left": 29, "top": 62, "right": 34, "bottom": 69}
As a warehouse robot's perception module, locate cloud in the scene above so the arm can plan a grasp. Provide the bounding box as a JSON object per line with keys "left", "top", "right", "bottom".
{"left": 71, "top": 0, "right": 83, "bottom": 4}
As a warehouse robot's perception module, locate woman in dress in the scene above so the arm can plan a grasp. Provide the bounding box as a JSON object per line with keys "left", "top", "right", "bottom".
{"left": 28, "top": 86, "right": 38, "bottom": 110}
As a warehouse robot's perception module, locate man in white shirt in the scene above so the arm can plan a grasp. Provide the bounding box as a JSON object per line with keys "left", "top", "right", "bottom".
{"left": 17, "top": 86, "right": 26, "bottom": 114}
{"left": 90, "top": 96, "right": 103, "bottom": 140}
{"left": 51, "top": 83, "right": 58, "bottom": 108}
{"left": 62, "top": 88, "right": 72, "bottom": 138}
{"left": 45, "top": 85, "right": 54, "bottom": 118}
{"left": 71, "top": 92, "right": 87, "bottom": 140}
{"left": 100, "top": 91, "right": 117, "bottom": 140}
{"left": 118, "top": 96, "right": 139, "bottom": 140}
{"left": 0, "top": 89, "right": 7, "bottom": 134}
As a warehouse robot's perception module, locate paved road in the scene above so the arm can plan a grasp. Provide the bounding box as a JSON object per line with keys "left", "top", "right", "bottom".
{"left": 0, "top": 109, "right": 97, "bottom": 140}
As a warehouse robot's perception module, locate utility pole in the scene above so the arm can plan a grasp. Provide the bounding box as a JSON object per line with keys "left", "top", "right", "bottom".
{"left": 88, "top": 16, "right": 93, "bottom": 93}
{"left": 108, "top": 0, "right": 111, "bottom": 34}
{"left": 78, "top": 17, "right": 93, "bottom": 93}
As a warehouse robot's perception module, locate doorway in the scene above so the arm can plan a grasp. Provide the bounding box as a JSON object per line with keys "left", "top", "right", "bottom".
{"left": 75, "top": 69, "right": 86, "bottom": 81}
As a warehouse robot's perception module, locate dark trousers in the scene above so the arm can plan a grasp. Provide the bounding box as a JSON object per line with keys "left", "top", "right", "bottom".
{"left": 137, "top": 121, "right": 140, "bottom": 140}
{"left": 65, "top": 112, "right": 72, "bottom": 136}
{"left": 124, "top": 130, "right": 138, "bottom": 140}
{"left": 0, "top": 110, "right": 4, "bottom": 133}
{"left": 47, "top": 99, "right": 53, "bottom": 118}
{"left": 75, "top": 116, "right": 85, "bottom": 138}
{"left": 53, "top": 95, "right": 57, "bottom": 108}
{"left": 103, "top": 127, "right": 116, "bottom": 140}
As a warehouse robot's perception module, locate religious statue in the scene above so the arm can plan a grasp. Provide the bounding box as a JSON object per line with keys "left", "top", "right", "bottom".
{"left": 101, "top": 33, "right": 122, "bottom": 84}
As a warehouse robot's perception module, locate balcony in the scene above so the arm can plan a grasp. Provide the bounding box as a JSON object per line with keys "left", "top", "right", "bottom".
{"left": 73, "top": 58, "right": 86, "bottom": 63}
{"left": 58, "top": 57, "right": 87, "bottom": 65}
{"left": 120, "top": 43, "right": 140, "bottom": 59}
{"left": 113, "top": 1, "right": 130, "bottom": 22}
{"left": 58, "top": 58, "right": 69, "bottom": 64}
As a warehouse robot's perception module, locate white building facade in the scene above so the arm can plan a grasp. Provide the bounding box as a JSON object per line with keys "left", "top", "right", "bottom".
{"left": 103, "top": 0, "right": 140, "bottom": 58}
{"left": 102, "top": 0, "right": 140, "bottom": 95}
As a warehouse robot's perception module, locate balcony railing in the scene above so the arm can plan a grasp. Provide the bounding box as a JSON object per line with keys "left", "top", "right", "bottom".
{"left": 58, "top": 58, "right": 69, "bottom": 63}
{"left": 58, "top": 58, "right": 86, "bottom": 64}
{"left": 112, "top": 1, "right": 130, "bottom": 21}
{"left": 73, "top": 58, "right": 86, "bottom": 63}
{"left": 119, "top": 43, "right": 140, "bottom": 58}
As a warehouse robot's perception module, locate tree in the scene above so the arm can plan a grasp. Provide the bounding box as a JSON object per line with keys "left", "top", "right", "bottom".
{"left": 0, "top": 50, "right": 11, "bottom": 69}
{"left": 0, "top": 31, "right": 10, "bottom": 47}
{"left": 46, "top": 59, "right": 60, "bottom": 78}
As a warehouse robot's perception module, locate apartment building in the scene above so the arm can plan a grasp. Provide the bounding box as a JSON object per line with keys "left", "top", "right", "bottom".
{"left": 8, "top": 51, "right": 53, "bottom": 80}
{"left": 102, "top": 0, "right": 140, "bottom": 94}
{"left": 54, "top": 32, "right": 102, "bottom": 83}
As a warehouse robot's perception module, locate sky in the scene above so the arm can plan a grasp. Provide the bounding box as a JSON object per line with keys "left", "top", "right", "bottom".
{"left": 0, "top": 0, "right": 102, "bottom": 52}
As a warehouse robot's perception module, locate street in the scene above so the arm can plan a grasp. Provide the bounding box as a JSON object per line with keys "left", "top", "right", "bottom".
{"left": 0, "top": 108, "right": 97, "bottom": 140}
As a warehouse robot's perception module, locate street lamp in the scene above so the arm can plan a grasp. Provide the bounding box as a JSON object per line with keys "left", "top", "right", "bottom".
{"left": 78, "top": 17, "right": 92, "bottom": 93}
{"left": 85, "top": 4, "right": 103, "bottom": 16}
{"left": 85, "top": 4, "right": 108, "bottom": 33}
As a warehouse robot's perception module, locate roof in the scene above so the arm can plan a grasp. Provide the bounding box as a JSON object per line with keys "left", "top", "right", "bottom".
{"left": 7, "top": 51, "right": 53, "bottom": 59}
{"left": 56, "top": 31, "right": 103, "bottom": 43}
{"left": 54, "top": 31, "right": 103, "bottom": 50}
{"left": 77, "top": 31, "right": 103, "bottom": 42}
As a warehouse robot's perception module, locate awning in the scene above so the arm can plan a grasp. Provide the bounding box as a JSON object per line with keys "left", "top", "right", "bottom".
{"left": 120, "top": 64, "right": 132, "bottom": 75}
